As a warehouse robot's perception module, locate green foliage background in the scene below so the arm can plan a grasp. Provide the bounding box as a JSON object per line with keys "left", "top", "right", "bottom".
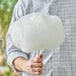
{"left": 0, "top": 0, "right": 20, "bottom": 76}
{"left": 0, "top": 0, "right": 18, "bottom": 49}
{"left": 0, "top": 0, "right": 17, "bottom": 34}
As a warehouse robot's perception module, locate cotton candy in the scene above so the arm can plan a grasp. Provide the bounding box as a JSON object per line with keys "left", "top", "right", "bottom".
{"left": 11, "top": 13, "right": 65, "bottom": 53}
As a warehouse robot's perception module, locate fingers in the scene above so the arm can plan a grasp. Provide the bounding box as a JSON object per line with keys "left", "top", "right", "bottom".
{"left": 31, "top": 62, "right": 43, "bottom": 75}
{"left": 33, "top": 67, "right": 42, "bottom": 72}
{"left": 31, "top": 65, "right": 42, "bottom": 75}
{"left": 31, "top": 63, "right": 43, "bottom": 68}
{"left": 25, "top": 55, "right": 43, "bottom": 75}
{"left": 31, "top": 54, "right": 43, "bottom": 63}
{"left": 32, "top": 71, "right": 42, "bottom": 75}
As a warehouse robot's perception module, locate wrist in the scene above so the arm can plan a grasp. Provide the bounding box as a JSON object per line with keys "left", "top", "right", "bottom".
{"left": 13, "top": 57, "right": 28, "bottom": 72}
{"left": 21, "top": 59, "right": 28, "bottom": 72}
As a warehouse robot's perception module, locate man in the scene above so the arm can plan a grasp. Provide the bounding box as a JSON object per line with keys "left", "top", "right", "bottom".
{"left": 6, "top": 0, "right": 76, "bottom": 76}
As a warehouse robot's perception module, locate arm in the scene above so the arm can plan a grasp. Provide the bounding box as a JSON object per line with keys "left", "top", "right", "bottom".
{"left": 6, "top": 0, "right": 43, "bottom": 75}
{"left": 6, "top": 0, "right": 29, "bottom": 72}
{"left": 13, "top": 55, "right": 43, "bottom": 75}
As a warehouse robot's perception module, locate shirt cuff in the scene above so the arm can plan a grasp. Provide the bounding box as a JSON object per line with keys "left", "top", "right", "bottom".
{"left": 7, "top": 51, "right": 29, "bottom": 73}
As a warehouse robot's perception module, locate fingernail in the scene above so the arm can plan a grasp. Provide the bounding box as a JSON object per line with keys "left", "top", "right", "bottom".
{"left": 40, "top": 54, "right": 43, "bottom": 58}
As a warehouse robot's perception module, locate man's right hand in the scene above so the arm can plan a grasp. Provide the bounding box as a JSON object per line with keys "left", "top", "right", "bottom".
{"left": 13, "top": 54, "right": 43, "bottom": 75}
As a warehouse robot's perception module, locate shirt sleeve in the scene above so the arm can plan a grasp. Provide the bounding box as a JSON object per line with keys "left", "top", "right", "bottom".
{"left": 6, "top": 0, "right": 29, "bottom": 73}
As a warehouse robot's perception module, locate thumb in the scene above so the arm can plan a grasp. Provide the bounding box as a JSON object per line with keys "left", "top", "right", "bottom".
{"left": 38, "top": 54, "right": 43, "bottom": 59}
{"left": 36, "top": 54, "right": 43, "bottom": 62}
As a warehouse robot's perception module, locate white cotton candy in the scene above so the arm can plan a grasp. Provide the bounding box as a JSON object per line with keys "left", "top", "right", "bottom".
{"left": 11, "top": 13, "right": 65, "bottom": 53}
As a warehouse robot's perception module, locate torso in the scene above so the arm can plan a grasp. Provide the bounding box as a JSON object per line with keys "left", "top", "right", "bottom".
{"left": 21, "top": 0, "right": 76, "bottom": 76}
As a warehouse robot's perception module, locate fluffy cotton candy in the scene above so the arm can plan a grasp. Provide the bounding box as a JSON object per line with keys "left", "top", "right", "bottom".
{"left": 11, "top": 13, "right": 65, "bottom": 53}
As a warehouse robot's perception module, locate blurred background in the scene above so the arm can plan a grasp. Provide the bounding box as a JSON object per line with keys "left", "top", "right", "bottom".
{"left": 0, "top": 0, "right": 21, "bottom": 76}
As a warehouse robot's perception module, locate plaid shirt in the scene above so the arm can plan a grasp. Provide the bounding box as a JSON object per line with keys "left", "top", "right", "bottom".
{"left": 6, "top": 0, "right": 76, "bottom": 76}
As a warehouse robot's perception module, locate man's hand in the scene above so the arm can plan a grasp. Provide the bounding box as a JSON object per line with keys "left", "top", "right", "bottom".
{"left": 13, "top": 54, "right": 43, "bottom": 75}
{"left": 22, "top": 54, "right": 43, "bottom": 75}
